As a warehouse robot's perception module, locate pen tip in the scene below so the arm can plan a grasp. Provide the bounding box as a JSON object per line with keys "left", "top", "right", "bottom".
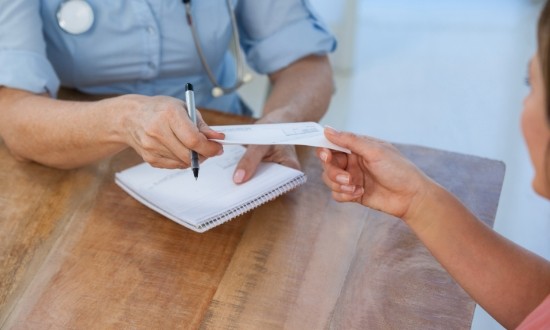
{"left": 193, "top": 168, "right": 199, "bottom": 180}
{"left": 185, "top": 83, "right": 193, "bottom": 91}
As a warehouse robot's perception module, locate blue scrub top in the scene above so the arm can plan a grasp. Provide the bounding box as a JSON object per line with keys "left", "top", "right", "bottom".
{"left": 0, "top": 0, "right": 336, "bottom": 115}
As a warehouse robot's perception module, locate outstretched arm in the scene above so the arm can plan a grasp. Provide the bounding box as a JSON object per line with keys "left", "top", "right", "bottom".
{"left": 0, "top": 87, "right": 223, "bottom": 169}
{"left": 317, "top": 127, "right": 550, "bottom": 329}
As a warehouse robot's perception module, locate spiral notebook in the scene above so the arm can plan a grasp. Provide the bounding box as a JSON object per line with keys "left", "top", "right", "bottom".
{"left": 115, "top": 145, "right": 306, "bottom": 233}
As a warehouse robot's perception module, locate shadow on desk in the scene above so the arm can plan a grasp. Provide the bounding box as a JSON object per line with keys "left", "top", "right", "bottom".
{"left": 0, "top": 90, "right": 504, "bottom": 329}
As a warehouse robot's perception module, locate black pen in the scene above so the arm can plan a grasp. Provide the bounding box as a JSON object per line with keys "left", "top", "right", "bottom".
{"left": 184, "top": 83, "right": 200, "bottom": 179}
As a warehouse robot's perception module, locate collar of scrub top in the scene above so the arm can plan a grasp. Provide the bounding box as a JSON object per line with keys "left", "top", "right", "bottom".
{"left": 182, "top": 0, "right": 252, "bottom": 97}
{"left": 57, "top": 0, "right": 95, "bottom": 35}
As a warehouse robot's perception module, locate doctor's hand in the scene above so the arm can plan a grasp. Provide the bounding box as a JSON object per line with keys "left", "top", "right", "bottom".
{"left": 316, "top": 127, "right": 436, "bottom": 222}
{"left": 119, "top": 95, "right": 224, "bottom": 169}
{"left": 232, "top": 143, "right": 301, "bottom": 184}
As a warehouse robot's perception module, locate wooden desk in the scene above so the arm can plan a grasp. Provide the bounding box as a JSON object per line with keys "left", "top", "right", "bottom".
{"left": 0, "top": 106, "right": 505, "bottom": 329}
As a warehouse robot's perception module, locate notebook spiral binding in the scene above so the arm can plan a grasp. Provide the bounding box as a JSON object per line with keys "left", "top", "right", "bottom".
{"left": 198, "top": 174, "right": 307, "bottom": 230}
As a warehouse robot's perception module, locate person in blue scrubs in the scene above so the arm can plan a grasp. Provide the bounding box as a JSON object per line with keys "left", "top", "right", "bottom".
{"left": 0, "top": 0, "right": 336, "bottom": 184}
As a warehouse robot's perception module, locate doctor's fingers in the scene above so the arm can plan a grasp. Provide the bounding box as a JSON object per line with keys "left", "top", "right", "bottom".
{"left": 136, "top": 135, "right": 193, "bottom": 169}
{"left": 262, "top": 145, "right": 301, "bottom": 170}
{"left": 170, "top": 114, "right": 223, "bottom": 158}
{"left": 142, "top": 151, "right": 211, "bottom": 169}
{"left": 195, "top": 111, "right": 225, "bottom": 140}
{"left": 141, "top": 150, "right": 190, "bottom": 169}
{"left": 233, "top": 144, "right": 270, "bottom": 184}
{"left": 133, "top": 119, "right": 196, "bottom": 165}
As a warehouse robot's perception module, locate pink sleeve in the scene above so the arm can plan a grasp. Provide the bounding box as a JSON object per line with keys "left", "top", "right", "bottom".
{"left": 516, "top": 294, "right": 550, "bottom": 329}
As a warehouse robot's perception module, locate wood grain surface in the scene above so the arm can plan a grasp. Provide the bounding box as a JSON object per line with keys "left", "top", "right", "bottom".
{"left": 0, "top": 91, "right": 505, "bottom": 329}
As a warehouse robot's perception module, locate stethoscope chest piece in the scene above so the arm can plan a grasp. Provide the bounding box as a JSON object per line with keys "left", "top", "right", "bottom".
{"left": 57, "top": 0, "right": 94, "bottom": 35}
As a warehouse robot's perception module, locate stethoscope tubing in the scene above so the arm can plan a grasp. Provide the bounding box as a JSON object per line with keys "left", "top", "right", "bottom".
{"left": 184, "top": 0, "right": 250, "bottom": 97}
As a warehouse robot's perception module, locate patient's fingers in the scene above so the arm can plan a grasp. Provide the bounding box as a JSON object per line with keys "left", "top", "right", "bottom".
{"left": 322, "top": 169, "right": 363, "bottom": 196}
{"left": 332, "top": 189, "right": 364, "bottom": 203}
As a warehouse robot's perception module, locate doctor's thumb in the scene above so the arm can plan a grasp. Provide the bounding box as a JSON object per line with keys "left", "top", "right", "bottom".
{"left": 233, "top": 147, "right": 264, "bottom": 184}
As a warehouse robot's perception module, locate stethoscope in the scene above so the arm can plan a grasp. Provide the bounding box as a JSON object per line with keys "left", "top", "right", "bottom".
{"left": 57, "top": 0, "right": 252, "bottom": 98}
{"left": 56, "top": 0, "right": 94, "bottom": 35}
{"left": 183, "top": 0, "right": 252, "bottom": 97}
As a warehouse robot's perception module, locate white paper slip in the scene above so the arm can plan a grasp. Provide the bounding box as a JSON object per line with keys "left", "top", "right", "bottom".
{"left": 210, "top": 122, "right": 351, "bottom": 153}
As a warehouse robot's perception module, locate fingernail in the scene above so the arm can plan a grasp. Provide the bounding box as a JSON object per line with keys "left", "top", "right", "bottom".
{"left": 336, "top": 174, "right": 350, "bottom": 184}
{"left": 233, "top": 169, "right": 245, "bottom": 183}
{"left": 341, "top": 184, "right": 356, "bottom": 193}
{"left": 217, "top": 148, "right": 224, "bottom": 156}
{"left": 320, "top": 151, "right": 328, "bottom": 162}
{"left": 325, "top": 125, "right": 340, "bottom": 134}
{"left": 353, "top": 187, "right": 364, "bottom": 197}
